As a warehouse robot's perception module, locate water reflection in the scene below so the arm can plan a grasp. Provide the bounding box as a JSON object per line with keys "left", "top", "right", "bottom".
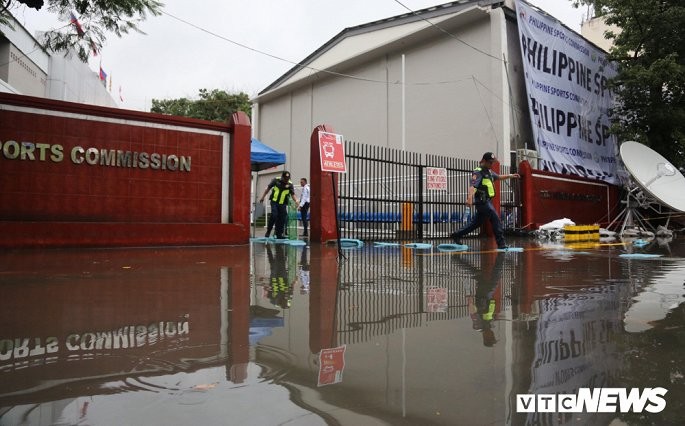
{"left": 456, "top": 252, "right": 506, "bottom": 347}
{"left": 1, "top": 239, "right": 684, "bottom": 425}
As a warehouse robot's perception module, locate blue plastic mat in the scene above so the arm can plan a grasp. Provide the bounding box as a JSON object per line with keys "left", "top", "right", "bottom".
{"left": 250, "top": 237, "right": 273, "bottom": 243}
{"left": 404, "top": 243, "right": 433, "bottom": 249}
{"left": 339, "top": 238, "right": 364, "bottom": 248}
{"left": 632, "top": 239, "right": 650, "bottom": 248}
{"left": 373, "top": 242, "right": 401, "bottom": 247}
{"left": 285, "top": 240, "right": 307, "bottom": 246}
{"left": 619, "top": 253, "right": 662, "bottom": 259}
{"left": 496, "top": 247, "right": 524, "bottom": 252}
{"left": 437, "top": 243, "right": 469, "bottom": 252}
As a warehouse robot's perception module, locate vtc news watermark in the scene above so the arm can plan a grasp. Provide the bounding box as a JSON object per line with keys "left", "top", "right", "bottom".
{"left": 517, "top": 388, "right": 668, "bottom": 413}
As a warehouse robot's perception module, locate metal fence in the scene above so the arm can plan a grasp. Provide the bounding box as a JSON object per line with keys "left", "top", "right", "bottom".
{"left": 336, "top": 246, "right": 521, "bottom": 346}
{"left": 338, "top": 141, "right": 521, "bottom": 241}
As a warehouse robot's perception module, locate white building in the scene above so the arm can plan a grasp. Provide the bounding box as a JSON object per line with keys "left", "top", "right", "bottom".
{"left": 1, "top": 14, "right": 116, "bottom": 107}
{"left": 252, "top": 0, "right": 534, "bottom": 190}
{"left": 252, "top": 0, "right": 622, "bottom": 197}
{"left": 581, "top": 14, "right": 619, "bottom": 53}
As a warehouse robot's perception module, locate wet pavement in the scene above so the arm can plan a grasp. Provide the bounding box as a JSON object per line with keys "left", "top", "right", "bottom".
{"left": 1, "top": 236, "right": 685, "bottom": 426}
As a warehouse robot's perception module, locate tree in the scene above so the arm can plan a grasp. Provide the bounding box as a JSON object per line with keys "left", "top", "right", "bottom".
{"left": 151, "top": 89, "right": 252, "bottom": 122}
{"left": 573, "top": 0, "right": 685, "bottom": 168}
{"left": 1, "top": 0, "right": 162, "bottom": 62}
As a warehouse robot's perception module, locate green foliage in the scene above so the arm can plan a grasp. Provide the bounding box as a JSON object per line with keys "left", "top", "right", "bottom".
{"left": 150, "top": 89, "right": 252, "bottom": 122}
{"left": 573, "top": 0, "right": 685, "bottom": 167}
{"left": 1, "top": 0, "right": 163, "bottom": 62}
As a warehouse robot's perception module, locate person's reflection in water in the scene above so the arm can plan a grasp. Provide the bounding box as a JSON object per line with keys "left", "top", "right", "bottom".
{"left": 298, "top": 247, "right": 310, "bottom": 295}
{"left": 266, "top": 244, "right": 294, "bottom": 309}
{"left": 456, "top": 252, "right": 506, "bottom": 347}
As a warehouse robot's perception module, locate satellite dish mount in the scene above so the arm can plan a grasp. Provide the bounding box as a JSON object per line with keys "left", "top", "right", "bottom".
{"left": 607, "top": 142, "right": 685, "bottom": 236}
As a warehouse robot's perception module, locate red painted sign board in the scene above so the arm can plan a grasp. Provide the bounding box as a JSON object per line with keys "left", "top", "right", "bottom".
{"left": 318, "top": 131, "right": 347, "bottom": 173}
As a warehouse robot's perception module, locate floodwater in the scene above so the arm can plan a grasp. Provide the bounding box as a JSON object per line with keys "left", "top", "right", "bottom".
{"left": 1, "top": 236, "right": 685, "bottom": 426}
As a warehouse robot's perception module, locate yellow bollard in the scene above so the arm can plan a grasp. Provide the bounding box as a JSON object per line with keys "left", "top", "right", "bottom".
{"left": 397, "top": 202, "right": 416, "bottom": 239}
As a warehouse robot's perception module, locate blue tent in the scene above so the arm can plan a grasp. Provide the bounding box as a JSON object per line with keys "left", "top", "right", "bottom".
{"left": 251, "top": 138, "right": 286, "bottom": 171}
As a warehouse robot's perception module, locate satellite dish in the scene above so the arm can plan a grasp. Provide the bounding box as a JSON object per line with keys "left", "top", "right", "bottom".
{"left": 620, "top": 141, "right": 685, "bottom": 213}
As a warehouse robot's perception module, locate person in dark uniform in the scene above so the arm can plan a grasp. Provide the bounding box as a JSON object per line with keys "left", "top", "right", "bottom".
{"left": 259, "top": 170, "right": 298, "bottom": 239}
{"left": 455, "top": 252, "right": 506, "bottom": 347}
{"left": 450, "top": 152, "right": 519, "bottom": 249}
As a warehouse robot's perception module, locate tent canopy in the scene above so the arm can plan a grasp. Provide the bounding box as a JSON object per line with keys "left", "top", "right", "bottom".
{"left": 251, "top": 138, "right": 286, "bottom": 171}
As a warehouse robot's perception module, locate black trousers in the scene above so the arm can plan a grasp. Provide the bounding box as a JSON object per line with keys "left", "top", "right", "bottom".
{"left": 452, "top": 199, "right": 505, "bottom": 247}
{"left": 266, "top": 201, "right": 288, "bottom": 237}
{"left": 300, "top": 202, "right": 310, "bottom": 234}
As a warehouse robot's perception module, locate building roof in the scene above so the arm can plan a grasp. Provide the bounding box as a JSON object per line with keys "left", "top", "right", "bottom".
{"left": 255, "top": 0, "right": 504, "bottom": 101}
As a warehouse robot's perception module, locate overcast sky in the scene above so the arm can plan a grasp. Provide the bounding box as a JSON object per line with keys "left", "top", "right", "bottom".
{"left": 11, "top": 0, "right": 589, "bottom": 111}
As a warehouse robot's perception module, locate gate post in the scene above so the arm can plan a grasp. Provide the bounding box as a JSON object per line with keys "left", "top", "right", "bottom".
{"left": 228, "top": 111, "right": 252, "bottom": 240}
{"left": 310, "top": 125, "right": 339, "bottom": 243}
{"left": 519, "top": 160, "right": 534, "bottom": 231}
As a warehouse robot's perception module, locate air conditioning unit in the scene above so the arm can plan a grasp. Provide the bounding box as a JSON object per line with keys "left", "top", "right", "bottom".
{"left": 516, "top": 149, "right": 538, "bottom": 168}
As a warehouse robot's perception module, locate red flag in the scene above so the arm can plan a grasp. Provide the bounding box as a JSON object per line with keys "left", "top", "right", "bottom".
{"left": 69, "top": 12, "right": 85, "bottom": 37}
{"left": 99, "top": 66, "right": 107, "bottom": 82}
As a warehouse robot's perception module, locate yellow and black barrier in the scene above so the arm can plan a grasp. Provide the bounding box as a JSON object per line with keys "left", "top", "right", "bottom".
{"left": 563, "top": 224, "right": 600, "bottom": 243}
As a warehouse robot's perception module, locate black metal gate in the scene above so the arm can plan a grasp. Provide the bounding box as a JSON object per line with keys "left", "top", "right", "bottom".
{"left": 338, "top": 140, "right": 521, "bottom": 241}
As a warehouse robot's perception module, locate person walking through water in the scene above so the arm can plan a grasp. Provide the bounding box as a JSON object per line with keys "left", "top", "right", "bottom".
{"left": 298, "top": 178, "right": 311, "bottom": 237}
{"left": 450, "top": 152, "right": 519, "bottom": 249}
{"left": 260, "top": 170, "right": 298, "bottom": 239}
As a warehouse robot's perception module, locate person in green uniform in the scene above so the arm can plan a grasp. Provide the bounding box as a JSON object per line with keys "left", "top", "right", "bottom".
{"left": 259, "top": 171, "right": 298, "bottom": 239}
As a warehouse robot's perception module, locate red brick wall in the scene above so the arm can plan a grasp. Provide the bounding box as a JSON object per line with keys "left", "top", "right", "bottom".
{"left": 0, "top": 110, "right": 224, "bottom": 222}
{"left": 0, "top": 93, "right": 251, "bottom": 247}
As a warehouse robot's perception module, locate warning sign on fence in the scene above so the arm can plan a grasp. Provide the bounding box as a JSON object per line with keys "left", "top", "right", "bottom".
{"left": 426, "top": 167, "right": 447, "bottom": 191}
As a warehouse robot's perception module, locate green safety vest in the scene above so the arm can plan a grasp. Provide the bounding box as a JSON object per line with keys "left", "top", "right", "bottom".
{"left": 270, "top": 179, "right": 292, "bottom": 204}
{"left": 475, "top": 167, "right": 495, "bottom": 198}
{"left": 482, "top": 299, "right": 496, "bottom": 321}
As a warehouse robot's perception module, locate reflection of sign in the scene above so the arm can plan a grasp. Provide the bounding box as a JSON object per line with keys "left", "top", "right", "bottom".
{"left": 0, "top": 318, "right": 191, "bottom": 375}
{"left": 318, "top": 131, "right": 347, "bottom": 173}
{"left": 318, "top": 345, "right": 346, "bottom": 386}
{"left": 427, "top": 287, "right": 448, "bottom": 313}
{"left": 426, "top": 167, "right": 447, "bottom": 191}
{"left": 526, "top": 290, "right": 624, "bottom": 424}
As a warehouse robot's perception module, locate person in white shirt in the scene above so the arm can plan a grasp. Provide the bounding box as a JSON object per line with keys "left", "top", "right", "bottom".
{"left": 298, "top": 178, "right": 311, "bottom": 237}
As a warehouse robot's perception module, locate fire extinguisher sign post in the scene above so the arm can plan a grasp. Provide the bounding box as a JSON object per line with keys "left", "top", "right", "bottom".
{"left": 318, "top": 131, "right": 346, "bottom": 258}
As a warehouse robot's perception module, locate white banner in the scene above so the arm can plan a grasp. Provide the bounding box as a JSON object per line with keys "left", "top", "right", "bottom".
{"left": 516, "top": 0, "right": 619, "bottom": 184}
